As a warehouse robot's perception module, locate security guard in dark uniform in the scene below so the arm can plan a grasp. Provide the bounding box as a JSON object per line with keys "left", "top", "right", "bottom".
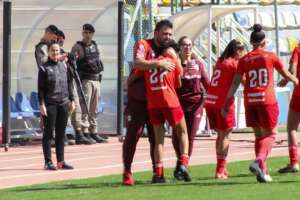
{"left": 38, "top": 42, "right": 75, "bottom": 170}
{"left": 71, "top": 24, "right": 107, "bottom": 143}
{"left": 35, "top": 24, "right": 59, "bottom": 69}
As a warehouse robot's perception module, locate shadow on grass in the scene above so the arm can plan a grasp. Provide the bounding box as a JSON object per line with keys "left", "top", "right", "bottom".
{"left": 15, "top": 175, "right": 299, "bottom": 193}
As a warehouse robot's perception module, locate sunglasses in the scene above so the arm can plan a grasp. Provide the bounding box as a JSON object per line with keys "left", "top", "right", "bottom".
{"left": 83, "top": 31, "right": 93, "bottom": 34}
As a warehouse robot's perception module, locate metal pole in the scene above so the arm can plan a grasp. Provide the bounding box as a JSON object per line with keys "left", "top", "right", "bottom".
{"left": 138, "top": 4, "right": 143, "bottom": 40}
{"left": 171, "top": 0, "right": 174, "bottom": 15}
{"left": 254, "top": 8, "right": 258, "bottom": 24}
{"left": 274, "top": 0, "right": 280, "bottom": 81}
{"left": 117, "top": 0, "right": 124, "bottom": 136}
{"left": 148, "top": 0, "right": 153, "bottom": 32}
{"left": 180, "top": 0, "right": 184, "bottom": 11}
{"left": 2, "top": 0, "right": 12, "bottom": 151}
{"left": 216, "top": 20, "right": 221, "bottom": 57}
{"left": 274, "top": 0, "right": 280, "bottom": 56}
{"left": 208, "top": 6, "right": 213, "bottom": 78}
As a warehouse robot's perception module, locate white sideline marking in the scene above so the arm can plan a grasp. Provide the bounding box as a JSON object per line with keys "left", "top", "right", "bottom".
{"left": 0, "top": 147, "right": 287, "bottom": 180}
{"left": 0, "top": 139, "right": 217, "bottom": 156}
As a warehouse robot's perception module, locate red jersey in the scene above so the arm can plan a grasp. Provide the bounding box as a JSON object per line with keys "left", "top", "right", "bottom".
{"left": 127, "top": 39, "right": 156, "bottom": 102}
{"left": 177, "top": 58, "right": 210, "bottom": 103}
{"left": 290, "top": 45, "right": 300, "bottom": 96}
{"left": 205, "top": 57, "right": 238, "bottom": 108}
{"left": 237, "top": 48, "right": 284, "bottom": 105}
{"left": 136, "top": 56, "right": 182, "bottom": 109}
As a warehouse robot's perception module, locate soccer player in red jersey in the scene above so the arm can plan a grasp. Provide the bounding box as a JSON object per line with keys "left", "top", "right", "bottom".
{"left": 172, "top": 36, "right": 210, "bottom": 179}
{"left": 222, "top": 24, "right": 298, "bottom": 183}
{"left": 136, "top": 41, "right": 191, "bottom": 183}
{"left": 122, "top": 20, "right": 176, "bottom": 186}
{"left": 277, "top": 44, "right": 300, "bottom": 173}
{"left": 205, "top": 39, "right": 245, "bottom": 179}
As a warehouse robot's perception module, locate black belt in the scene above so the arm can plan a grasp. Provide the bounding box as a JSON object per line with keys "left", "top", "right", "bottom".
{"left": 79, "top": 72, "right": 100, "bottom": 81}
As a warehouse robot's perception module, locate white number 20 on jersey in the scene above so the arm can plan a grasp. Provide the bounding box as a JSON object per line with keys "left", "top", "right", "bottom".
{"left": 249, "top": 68, "right": 268, "bottom": 88}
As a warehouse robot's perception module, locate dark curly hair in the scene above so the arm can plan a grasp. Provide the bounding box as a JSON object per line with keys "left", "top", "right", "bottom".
{"left": 156, "top": 40, "right": 179, "bottom": 57}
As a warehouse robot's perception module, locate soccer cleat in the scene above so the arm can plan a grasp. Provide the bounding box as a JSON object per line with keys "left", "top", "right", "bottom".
{"left": 249, "top": 160, "right": 271, "bottom": 183}
{"left": 44, "top": 161, "right": 57, "bottom": 170}
{"left": 264, "top": 174, "right": 273, "bottom": 182}
{"left": 152, "top": 175, "right": 166, "bottom": 184}
{"left": 123, "top": 171, "right": 135, "bottom": 186}
{"left": 177, "top": 165, "right": 192, "bottom": 182}
{"left": 173, "top": 161, "right": 184, "bottom": 181}
{"left": 278, "top": 164, "right": 299, "bottom": 174}
{"left": 57, "top": 161, "right": 74, "bottom": 170}
{"left": 215, "top": 169, "right": 229, "bottom": 180}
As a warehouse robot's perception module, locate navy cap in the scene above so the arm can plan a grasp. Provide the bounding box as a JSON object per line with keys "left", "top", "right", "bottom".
{"left": 45, "top": 24, "right": 59, "bottom": 34}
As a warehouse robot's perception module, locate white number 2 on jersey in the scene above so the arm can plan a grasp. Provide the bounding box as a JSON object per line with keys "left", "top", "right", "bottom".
{"left": 211, "top": 69, "right": 221, "bottom": 87}
{"left": 249, "top": 68, "right": 268, "bottom": 88}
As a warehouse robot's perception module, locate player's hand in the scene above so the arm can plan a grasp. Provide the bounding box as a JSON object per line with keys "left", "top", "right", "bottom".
{"left": 59, "top": 53, "right": 68, "bottom": 62}
{"left": 157, "top": 60, "right": 175, "bottom": 71}
{"left": 294, "top": 78, "right": 299, "bottom": 86}
{"left": 40, "top": 104, "right": 47, "bottom": 117}
{"left": 118, "top": 135, "right": 125, "bottom": 143}
{"left": 277, "top": 79, "right": 288, "bottom": 87}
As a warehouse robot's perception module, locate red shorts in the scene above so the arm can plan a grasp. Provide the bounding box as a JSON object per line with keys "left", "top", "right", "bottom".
{"left": 290, "top": 95, "right": 300, "bottom": 112}
{"left": 245, "top": 103, "right": 278, "bottom": 129}
{"left": 149, "top": 106, "right": 184, "bottom": 127}
{"left": 206, "top": 104, "right": 236, "bottom": 131}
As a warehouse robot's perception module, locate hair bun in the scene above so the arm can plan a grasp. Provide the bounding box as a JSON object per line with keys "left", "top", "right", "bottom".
{"left": 252, "top": 24, "right": 262, "bottom": 32}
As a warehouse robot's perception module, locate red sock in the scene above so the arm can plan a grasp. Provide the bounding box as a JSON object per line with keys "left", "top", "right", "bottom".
{"left": 289, "top": 144, "right": 298, "bottom": 166}
{"left": 179, "top": 154, "right": 189, "bottom": 167}
{"left": 217, "top": 157, "right": 226, "bottom": 173}
{"left": 155, "top": 162, "right": 164, "bottom": 177}
{"left": 255, "top": 134, "right": 275, "bottom": 173}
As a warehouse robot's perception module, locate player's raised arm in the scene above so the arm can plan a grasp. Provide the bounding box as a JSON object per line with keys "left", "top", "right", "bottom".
{"left": 133, "top": 39, "right": 175, "bottom": 71}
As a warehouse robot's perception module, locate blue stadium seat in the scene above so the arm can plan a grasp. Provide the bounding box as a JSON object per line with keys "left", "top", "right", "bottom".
{"left": 234, "top": 13, "right": 248, "bottom": 27}
{"left": 15, "top": 92, "right": 35, "bottom": 117}
{"left": 29, "top": 91, "right": 40, "bottom": 116}
{"left": 10, "top": 96, "right": 21, "bottom": 118}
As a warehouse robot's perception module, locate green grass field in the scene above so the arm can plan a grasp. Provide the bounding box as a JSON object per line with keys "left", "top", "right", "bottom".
{"left": 1, "top": 156, "right": 300, "bottom": 200}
